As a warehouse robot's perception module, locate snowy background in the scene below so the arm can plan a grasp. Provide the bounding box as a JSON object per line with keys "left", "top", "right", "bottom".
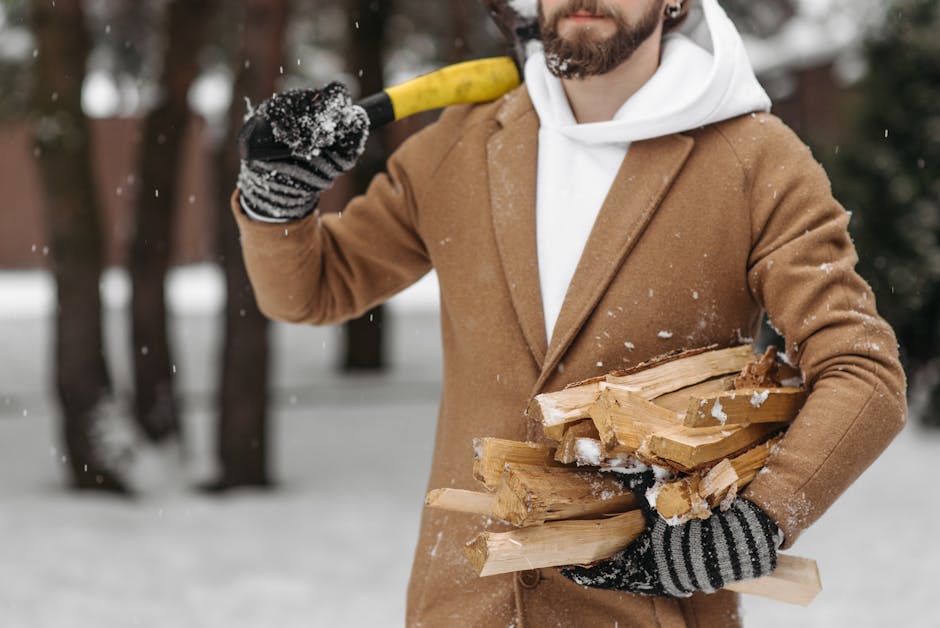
{"left": 1, "top": 268, "right": 938, "bottom": 627}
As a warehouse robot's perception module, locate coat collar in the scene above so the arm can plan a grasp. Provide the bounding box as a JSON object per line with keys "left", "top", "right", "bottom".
{"left": 488, "top": 89, "right": 548, "bottom": 367}
{"left": 487, "top": 87, "right": 696, "bottom": 388}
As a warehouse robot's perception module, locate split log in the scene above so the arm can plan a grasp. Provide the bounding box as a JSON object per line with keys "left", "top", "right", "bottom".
{"left": 493, "top": 464, "right": 637, "bottom": 527}
{"left": 590, "top": 388, "right": 682, "bottom": 451}
{"left": 425, "top": 488, "right": 496, "bottom": 516}
{"left": 554, "top": 421, "right": 601, "bottom": 464}
{"left": 650, "top": 376, "right": 736, "bottom": 413}
{"left": 653, "top": 475, "right": 712, "bottom": 522}
{"left": 605, "top": 344, "right": 757, "bottom": 399}
{"left": 653, "top": 435, "right": 783, "bottom": 521}
{"left": 472, "top": 438, "right": 560, "bottom": 489}
{"left": 721, "top": 434, "right": 782, "bottom": 488}
{"left": 528, "top": 382, "right": 602, "bottom": 437}
{"left": 648, "top": 422, "right": 785, "bottom": 470}
{"left": 530, "top": 345, "right": 756, "bottom": 440}
{"left": 465, "top": 513, "right": 822, "bottom": 606}
{"left": 464, "top": 510, "right": 646, "bottom": 576}
{"left": 682, "top": 387, "right": 806, "bottom": 427}
{"left": 725, "top": 554, "right": 822, "bottom": 606}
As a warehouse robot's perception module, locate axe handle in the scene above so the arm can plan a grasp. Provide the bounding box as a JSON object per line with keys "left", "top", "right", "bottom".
{"left": 240, "top": 56, "right": 520, "bottom": 162}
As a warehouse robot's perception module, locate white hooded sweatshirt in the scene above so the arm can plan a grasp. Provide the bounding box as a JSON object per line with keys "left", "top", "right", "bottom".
{"left": 525, "top": 0, "right": 771, "bottom": 343}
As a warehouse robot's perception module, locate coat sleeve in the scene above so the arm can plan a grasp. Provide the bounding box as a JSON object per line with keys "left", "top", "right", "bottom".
{"left": 229, "top": 119, "right": 441, "bottom": 326}
{"left": 737, "top": 116, "right": 908, "bottom": 548}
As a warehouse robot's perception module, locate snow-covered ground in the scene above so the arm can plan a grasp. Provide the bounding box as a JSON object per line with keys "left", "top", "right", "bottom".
{"left": 1, "top": 268, "right": 937, "bottom": 627}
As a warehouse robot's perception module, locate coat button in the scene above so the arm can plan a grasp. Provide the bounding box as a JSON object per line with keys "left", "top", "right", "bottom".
{"left": 517, "top": 569, "right": 541, "bottom": 589}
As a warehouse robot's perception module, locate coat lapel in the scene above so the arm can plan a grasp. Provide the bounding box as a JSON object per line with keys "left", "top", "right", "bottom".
{"left": 487, "top": 91, "right": 548, "bottom": 368}
{"left": 537, "top": 133, "right": 696, "bottom": 389}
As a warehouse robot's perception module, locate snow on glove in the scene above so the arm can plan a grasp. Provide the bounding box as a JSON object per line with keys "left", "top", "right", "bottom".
{"left": 237, "top": 81, "right": 370, "bottom": 222}
{"left": 562, "top": 498, "right": 783, "bottom": 598}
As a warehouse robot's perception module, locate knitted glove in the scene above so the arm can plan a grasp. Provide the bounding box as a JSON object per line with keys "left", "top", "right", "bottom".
{"left": 236, "top": 81, "right": 369, "bottom": 222}
{"left": 562, "top": 496, "right": 783, "bottom": 597}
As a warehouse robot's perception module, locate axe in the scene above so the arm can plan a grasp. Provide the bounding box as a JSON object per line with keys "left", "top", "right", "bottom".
{"left": 239, "top": 56, "right": 521, "bottom": 162}
{"left": 239, "top": 2, "right": 538, "bottom": 162}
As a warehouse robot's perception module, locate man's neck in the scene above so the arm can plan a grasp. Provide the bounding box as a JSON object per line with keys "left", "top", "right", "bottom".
{"left": 560, "top": 32, "right": 663, "bottom": 124}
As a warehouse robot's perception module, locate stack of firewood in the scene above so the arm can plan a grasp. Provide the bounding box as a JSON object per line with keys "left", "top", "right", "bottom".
{"left": 426, "top": 344, "right": 823, "bottom": 606}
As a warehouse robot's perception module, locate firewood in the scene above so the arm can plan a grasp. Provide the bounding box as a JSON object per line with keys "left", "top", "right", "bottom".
{"left": 652, "top": 435, "right": 783, "bottom": 521}
{"left": 463, "top": 510, "right": 646, "bottom": 576}
{"left": 725, "top": 554, "right": 822, "bottom": 606}
{"left": 605, "top": 343, "right": 757, "bottom": 398}
{"left": 650, "top": 375, "right": 736, "bottom": 413}
{"left": 493, "top": 464, "right": 637, "bottom": 527}
{"left": 472, "top": 438, "right": 561, "bottom": 489}
{"left": 425, "top": 488, "right": 497, "bottom": 516}
{"left": 554, "top": 421, "right": 601, "bottom": 464}
{"left": 654, "top": 475, "right": 713, "bottom": 522}
{"left": 682, "top": 387, "right": 806, "bottom": 427}
{"left": 721, "top": 434, "right": 782, "bottom": 488}
{"left": 733, "top": 345, "right": 781, "bottom": 388}
{"left": 465, "top": 511, "right": 822, "bottom": 607}
{"left": 527, "top": 382, "right": 603, "bottom": 436}
{"left": 648, "top": 422, "right": 785, "bottom": 470}
{"left": 590, "top": 388, "right": 682, "bottom": 451}
{"left": 530, "top": 345, "right": 756, "bottom": 440}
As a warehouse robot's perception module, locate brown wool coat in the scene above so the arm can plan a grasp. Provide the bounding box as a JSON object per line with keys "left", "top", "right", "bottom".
{"left": 232, "top": 86, "right": 907, "bottom": 627}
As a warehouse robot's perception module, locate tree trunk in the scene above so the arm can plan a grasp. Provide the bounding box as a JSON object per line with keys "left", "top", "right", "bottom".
{"left": 341, "top": 0, "right": 391, "bottom": 372}
{"left": 29, "top": 0, "right": 122, "bottom": 491}
{"left": 210, "top": 0, "right": 290, "bottom": 489}
{"left": 130, "top": 0, "right": 217, "bottom": 443}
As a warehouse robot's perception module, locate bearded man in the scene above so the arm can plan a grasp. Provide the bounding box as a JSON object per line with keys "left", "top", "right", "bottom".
{"left": 232, "top": 0, "right": 907, "bottom": 625}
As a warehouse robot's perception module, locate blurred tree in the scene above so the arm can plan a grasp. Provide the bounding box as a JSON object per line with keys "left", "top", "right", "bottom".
{"left": 831, "top": 0, "right": 940, "bottom": 425}
{"left": 341, "top": 0, "right": 391, "bottom": 371}
{"left": 29, "top": 0, "right": 126, "bottom": 492}
{"left": 0, "top": 0, "right": 32, "bottom": 121}
{"left": 207, "top": 0, "right": 291, "bottom": 490}
{"left": 130, "top": 0, "right": 217, "bottom": 445}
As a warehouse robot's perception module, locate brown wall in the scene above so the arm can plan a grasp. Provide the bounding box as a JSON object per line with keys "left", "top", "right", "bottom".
{"left": 0, "top": 115, "right": 216, "bottom": 269}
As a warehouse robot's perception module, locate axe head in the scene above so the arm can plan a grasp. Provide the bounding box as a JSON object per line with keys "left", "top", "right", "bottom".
{"left": 481, "top": 0, "right": 540, "bottom": 68}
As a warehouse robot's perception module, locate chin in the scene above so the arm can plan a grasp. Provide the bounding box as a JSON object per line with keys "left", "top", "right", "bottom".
{"left": 559, "top": 23, "right": 615, "bottom": 41}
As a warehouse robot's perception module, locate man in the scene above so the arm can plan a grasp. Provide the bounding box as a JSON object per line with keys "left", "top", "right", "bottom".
{"left": 233, "top": 0, "right": 907, "bottom": 625}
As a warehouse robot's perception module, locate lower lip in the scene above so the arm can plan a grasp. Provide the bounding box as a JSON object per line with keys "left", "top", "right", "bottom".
{"left": 564, "top": 13, "right": 608, "bottom": 22}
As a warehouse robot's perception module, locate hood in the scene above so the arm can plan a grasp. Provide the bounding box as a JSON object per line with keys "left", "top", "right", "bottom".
{"left": 524, "top": 0, "right": 771, "bottom": 145}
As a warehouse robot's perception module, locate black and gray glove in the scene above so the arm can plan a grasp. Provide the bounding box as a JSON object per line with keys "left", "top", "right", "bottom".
{"left": 237, "top": 81, "right": 369, "bottom": 222}
{"left": 562, "top": 472, "right": 783, "bottom": 597}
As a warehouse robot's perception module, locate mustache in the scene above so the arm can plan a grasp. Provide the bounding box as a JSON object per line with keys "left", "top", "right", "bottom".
{"left": 547, "top": 0, "right": 621, "bottom": 21}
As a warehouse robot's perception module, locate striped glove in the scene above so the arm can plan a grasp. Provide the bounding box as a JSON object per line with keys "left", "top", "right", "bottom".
{"left": 562, "top": 497, "right": 783, "bottom": 597}
{"left": 236, "top": 81, "right": 369, "bottom": 223}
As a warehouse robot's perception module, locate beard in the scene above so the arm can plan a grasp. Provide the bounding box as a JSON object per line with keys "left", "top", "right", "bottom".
{"left": 539, "top": 0, "right": 663, "bottom": 79}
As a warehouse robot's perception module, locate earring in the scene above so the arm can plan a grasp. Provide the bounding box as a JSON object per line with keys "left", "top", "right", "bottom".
{"left": 665, "top": 1, "right": 683, "bottom": 19}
